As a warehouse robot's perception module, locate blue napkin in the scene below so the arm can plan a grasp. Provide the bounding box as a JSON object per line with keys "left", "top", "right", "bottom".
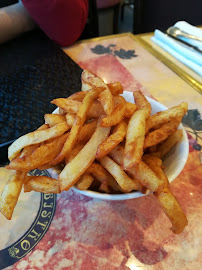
{"left": 151, "top": 22, "right": 202, "bottom": 76}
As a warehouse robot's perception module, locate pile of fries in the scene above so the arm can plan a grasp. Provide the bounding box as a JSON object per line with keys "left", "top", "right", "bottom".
{"left": 0, "top": 70, "right": 188, "bottom": 233}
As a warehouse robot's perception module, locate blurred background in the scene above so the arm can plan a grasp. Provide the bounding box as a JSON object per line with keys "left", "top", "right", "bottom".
{"left": 82, "top": 0, "right": 202, "bottom": 39}
{"left": 1, "top": 0, "right": 201, "bottom": 40}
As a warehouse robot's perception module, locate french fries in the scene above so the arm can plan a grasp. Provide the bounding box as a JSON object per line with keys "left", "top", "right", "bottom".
{"left": 0, "top": 170, "right": 27, "bottom": 220}
{"left": 24, "top": 176, "right": 60, "bottom": 194}
{"left": 8, "top": 122, "right": 69, "bottom": 160}
{"left": 99, "top": 156, "right": 137, "bottom": 193}
{"left": 100, "top": 96, "right": 126, "bottom": 127}
{"left": 76, "top": 174, "right": 94, "bottom": 190}
{"left": 59, "top": 117, "right": 111, "bottom": 191}
{"left": 96, "top": 120, "right": 127, "bottom": 158}
{"left": 123, "top": 109, "right": 148, "bottom": 169}
{"left": 45, "top": 114, "right": 66, "bottom": 127}
{"left": 2, "top": 70, "right": 188, "bottom": 234}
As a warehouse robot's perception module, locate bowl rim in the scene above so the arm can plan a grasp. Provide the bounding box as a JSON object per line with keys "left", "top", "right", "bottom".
{"left": 53, "top": 92, "right": 189, "bottom": 200}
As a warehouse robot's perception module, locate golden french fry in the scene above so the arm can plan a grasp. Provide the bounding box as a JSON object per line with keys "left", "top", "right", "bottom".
{"left": 96, "top": 120, "right": 127, "bottom": 158}
{"left": 123, "top": 109, "right": 147, "bottom": 169}
{"left": 8, "top": 122, "right": 69, "bottom": 161}
{"left": 7, "top": 133, "right": 69, "bottom": 171}
{"left": 69, "top": 91, "right": 87, "bottom": 101}
{"left": 133, "top": 91, "right": 151, "bottom": 118}
{"left": 53, "top": 98, "right": 104, "bottom": 119}
{"left": 99, "top": 88, "right": 115, "bottom": 115}
{"left": 45, "top": 114, "right": 66, "bottom": 127}
{"left": 125, "top": 102, "right": 137, "bottom": 118}
{"left": 59, "top": 117, "right": 110, "bottom": 191}
{"left": 99, "top": 180, "right": 110, "bottom": 193}
{"left": 82, "top": 78, "right": 123, "bottom": 96}
{"left": 81, "top": 70, "right": 114, "bottom": 115}
{"left": 51, "top": 98, "right": 81, "bottom": 114}
{"left": 108, "top": 144, "right": 124, "bottom": 164}
{"left": 49, "top": 87, "right": 106, "bottom": 166}
{"left": 142, "top": 154, "right": 188, "bottom": 233}
{"left": 109, "top": 145, "right": 147, "bottom": 193}
{"left": 66, "top": 142, "right": 86, "bottom": 163}
{"left": 99, "top": 156, "right": 137, "bottom": 192}
{"left": 107, "top": 82, "right": 123, "bottom": 95}
{"left": 76, "top": 174, "right": 94, "bottom": 190}
{"left": 100, "top": 96, "right": 126, "bottom": 127}
{"left": 146, "top": 102, "right": 188, "bottom": 133}
{"left": 131, "top": 161, "right": 164, "bottom": 192}
{"left": 0, "top": 170, "right": 27, "bottom": 220}
{"left": 155, "top": 190, "right": 188, "bottom": 234}
{"left": 142, "top": 155, "right": 169, "bottom": 186}
{"left": 77, "top": 120, "right": 98, "bottom": 143}
{"left": 155, "top": 129, "right": 183, "bottom": 158}
{"left": 19, "top": 124, "right": 49, "bottom": 158}
{"left": 24, "top": 176, "right": 60, "bottom": 194}
{"left": 144, "top": 121, "right": 179, "bottom": 149}
{"left": 66, "top": 113, "right": 76, "bottom": 126}
{"left": 86, "top": 162, "right": 121, "bottom": 191}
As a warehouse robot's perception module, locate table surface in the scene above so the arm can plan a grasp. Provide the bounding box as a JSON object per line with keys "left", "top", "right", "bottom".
{"left": 3, "top": 32, "right": 202, "bottom": 270}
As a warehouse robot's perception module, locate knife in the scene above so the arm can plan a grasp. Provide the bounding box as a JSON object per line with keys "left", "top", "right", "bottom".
{"left": 166, "top": 32, "right": 202, "bottom": 54}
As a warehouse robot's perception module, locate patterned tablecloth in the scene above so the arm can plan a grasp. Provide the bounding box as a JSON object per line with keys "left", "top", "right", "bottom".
{"left": 1, "top": 33, "right": 202, "bottom": 270}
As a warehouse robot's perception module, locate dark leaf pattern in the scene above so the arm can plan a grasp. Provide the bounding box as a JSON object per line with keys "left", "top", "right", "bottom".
{"left": 114, "top": 49, "right": 137, "bottom": 59}
{"left": 91, "top": 45, "right": 137, "bottom": 59}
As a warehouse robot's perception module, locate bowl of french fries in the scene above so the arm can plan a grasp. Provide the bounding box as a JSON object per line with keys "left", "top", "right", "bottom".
{"left": 1, "top": 70, "right": 189, "bottom": 233}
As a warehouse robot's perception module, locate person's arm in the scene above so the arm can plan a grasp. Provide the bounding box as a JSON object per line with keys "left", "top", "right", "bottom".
{"left": 0, "top": 2, "right": 35, "bottom": 44}
{"left": 21, "top": 0, "right": 89, "bottom": 47}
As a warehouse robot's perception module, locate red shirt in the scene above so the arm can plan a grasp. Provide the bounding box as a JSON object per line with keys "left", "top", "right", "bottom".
{"left": 22, "top": 0, "right": 89, "bottom": 46}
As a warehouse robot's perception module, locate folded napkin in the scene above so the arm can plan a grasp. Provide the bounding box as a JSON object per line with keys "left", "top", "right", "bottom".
{"left": 175, "top": 21, "right": 202, "bottom": 50}
{"left": 151, "top": 21, "right": 202, "bottom": 76}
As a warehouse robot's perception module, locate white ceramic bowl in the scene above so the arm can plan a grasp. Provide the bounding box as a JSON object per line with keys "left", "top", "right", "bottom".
{"left": 55, "top": 91, "right": 189, "bottom": 200}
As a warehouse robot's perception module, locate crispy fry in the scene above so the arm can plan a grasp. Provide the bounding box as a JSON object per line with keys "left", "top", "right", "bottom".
{"left": 100, "top": 96, "right": 126, "bottom": 127}
{"left": 82, "top": 80, "right": 123, "bottom": 96}
{"left": 66, "top": 113, "right": 76, "bottom": 126}
{"left": 99, "top": 156, "right": 137, "bottom": 192}
{"left": 45, "top": 114, "right": 66, "bottom": 127}
{"left": 86, "top": 163, "right": 121, "bottom": 191}
{"left": 97, "top": 120, "right": 127, "bottom": 158}
{"left": 131, "top": 161, "right": 164, "bottom": 192}
{"left": 56, "top": 99, "right": 104, "bottom": 119}
{"left": 76, "top": 174, "right": 94, "bottom": 190}
{"left": 125, "top": 102, "right": 137, "bottom": 118}
{"left": 19, "top": 124, "right": 49, "bottom": 158}
{"left": 143, "top": 155, "right": 188, "bottom": 233}
{"left": 99, "top": 88, "right": 114, "bottom": 115}
{"left": 78, "top": 120, "right": 98, "bottom": 143}
{"left": 155, "top": 190, "right": 188, "bottom": 234}
{"left": 123, "top": 110, "right": 147, "bottom": 169}
{"left": 0, "top": 170, "right": 27, "bottom": 220}
{"left": 109, "top": 145, "right": 147, "bottom": 193}
{"left": 99, "top": 180, "right": 110, "bottom": 193}
{"left": 7, "top": 133, "right": 69, "bottom": 171}
{"left": 49, "top": 87, "right": 106, "bottom": 166}
{"left": 81, "top": 70, "right": 114, "bottom": 115}
{"left": 66, "top": 142, "right": 86, "bottom": 163}
{"left": 107, "top": 82, "right": 123, "bottom": 95}
{"left": 59, "top": 117, "right": 110, "bottom": 191}
{"left": 24, "top": 176, "right": 60, "bottom": 194}
{"left": 155, "top": 129, "right": 183, "bottom": 159}
{"left": 8, "top": 122, "right": 69, "bottom": 161}
{"left": 133, "top": 91, "right": 151, "bottom": 118}
{"left": 69, "top": 91, "right": 87, "bottom": 101}
{"left": 142, "top": 155, "right": 169, "bottom": 186}
{"left": 144, "top": 121, "right": 179, "bottom": 149}
{"left": 51, "top": 98, "right": 81, "bottom": 114}
{"left": 146, "top": 102, "right": 188, "bottom": 133}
